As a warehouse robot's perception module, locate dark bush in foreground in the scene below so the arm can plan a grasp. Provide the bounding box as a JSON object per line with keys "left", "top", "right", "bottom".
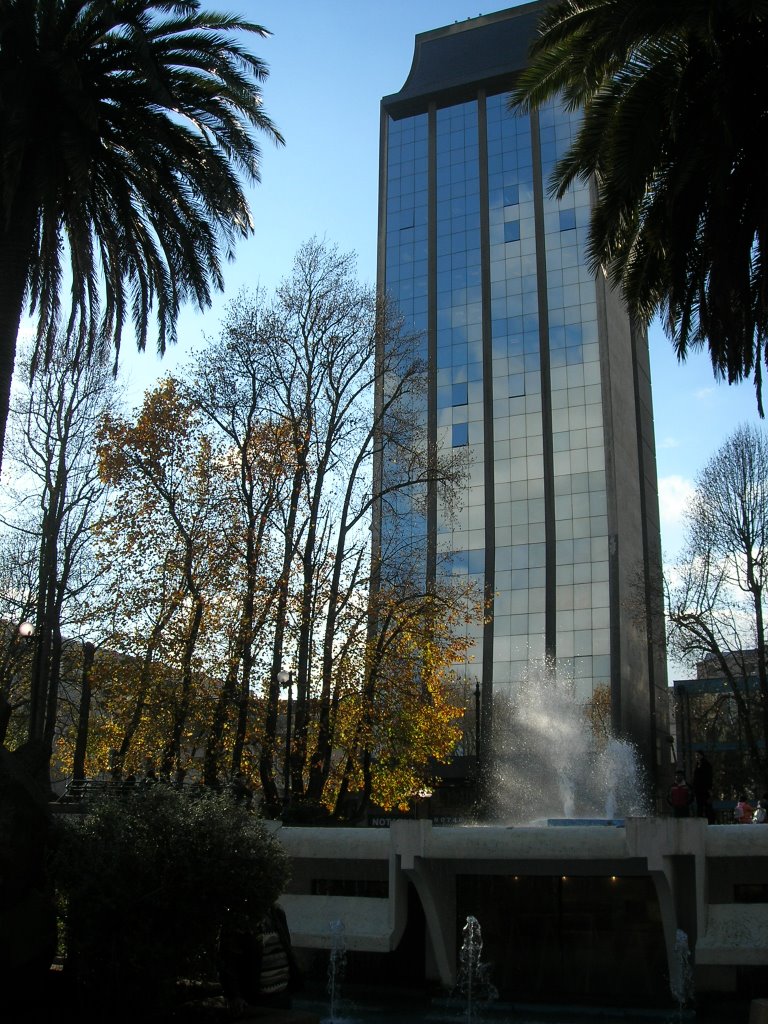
{"left": 51, "top": 787, "right": 289, "bottom": 1018}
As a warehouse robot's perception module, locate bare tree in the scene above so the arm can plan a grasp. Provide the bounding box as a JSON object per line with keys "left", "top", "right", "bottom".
{"left": 97, "top": 379, "right": 234, "bottom": 784}
{"left": 666, "top": 424, "right": 768, "bottom": 790}
{"left": 186, "top": 305, "right": 290, "bottom": 785}
{"left": 0, "top": 532, "right": 37, "bottom": 745}
{"left": 203, "top": 240, "right": 469, "bottom": 813}
{"left": 0, "top": 345, "right": 116, "bottom": 779}
{"left": 77, "top": 239, "right": 474, "bottom": 814}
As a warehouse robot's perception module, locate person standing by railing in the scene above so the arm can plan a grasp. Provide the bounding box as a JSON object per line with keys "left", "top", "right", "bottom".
{"left": 692, "top": 751, "right": 715, "bottom": 823}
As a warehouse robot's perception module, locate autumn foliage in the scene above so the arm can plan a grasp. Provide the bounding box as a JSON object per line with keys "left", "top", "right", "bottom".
{"left": 2, "top": 241, "right": 480, "bottom": 819}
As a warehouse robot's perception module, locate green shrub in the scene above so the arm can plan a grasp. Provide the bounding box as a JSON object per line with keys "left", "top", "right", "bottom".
{"left": 51, "top": 786, "right": 289, "bottom": 1017}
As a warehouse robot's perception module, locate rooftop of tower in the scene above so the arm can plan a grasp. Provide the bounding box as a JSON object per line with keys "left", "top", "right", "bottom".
{"left": 382, "top": 1, "right": 547, "bottom": 118}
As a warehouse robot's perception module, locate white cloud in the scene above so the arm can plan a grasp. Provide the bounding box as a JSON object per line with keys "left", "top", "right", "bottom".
{"left": 658, "top": 435, "right": 679, "bottom": 449}
{"left": 659, "top": 477, "right": 696, "bottom": 565}
{"left": 695, "top": 387, "right": 715, "bottom": 401}
{"left": 658, "top": 475, "right": 695, "bottom": 526}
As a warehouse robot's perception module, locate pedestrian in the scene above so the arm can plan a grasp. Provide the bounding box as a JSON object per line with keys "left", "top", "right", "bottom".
{"left": 753, "top": 795, "right": 768, "bottom": 824}
{"left": 734, "top": 794, "right": 754, "bottom": 824}
{"left": 217, "top": 901, "right": 300, "bottom": 1015}
{"left": 692, "top": 751, "right": 715, "bottom": 823}
{"left": 667, "top": 769, "right": 694, "bottom": 818}
{"left": 227, "top": 771, "right": 254, "bottom": 810}
{"left": 141, "top": 757, "right": 158, "bottom": 786}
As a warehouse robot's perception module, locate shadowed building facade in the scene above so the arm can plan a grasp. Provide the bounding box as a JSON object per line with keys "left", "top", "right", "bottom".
{"left": 375, "top": 2, "right": 670, "bottom": 794}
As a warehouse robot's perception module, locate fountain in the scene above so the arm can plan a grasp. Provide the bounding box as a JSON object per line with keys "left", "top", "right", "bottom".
{"left": 323, "top": 918, "right": 347, "bottom": 1024}
{"left": 452, "top": 915, "right": 497, "bottom": 1023}
{"left": 669, "top": 928, "right": 695, "bottom": 1020}
{"left": 277, "top": 659, "right": 731, "bottom": 1021}
{"left": 489, "top": 660, "right": 648, "bottom": 824}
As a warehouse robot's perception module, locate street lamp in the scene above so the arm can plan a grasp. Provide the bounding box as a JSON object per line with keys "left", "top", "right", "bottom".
{"left": 17, "top": 622, "right": 96, "bottom": 789}
{"left": 0, "top": 622, "right": 35, "bottom": 744}
{"left": 18, "top": 620, "right": 46, "bottom": 743}
{"left": 277, "top": 668, "right": 293, "bottom": 804}
{"left": 72, "top": 641, "right": 96, "bottom": 784}
{"left": 474, "top": 680, "right": 481, "bottom": 777}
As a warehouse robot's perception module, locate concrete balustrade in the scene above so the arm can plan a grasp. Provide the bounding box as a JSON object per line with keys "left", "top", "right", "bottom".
{"left": 268, "top": 818, "right": 768, "bottom": 999}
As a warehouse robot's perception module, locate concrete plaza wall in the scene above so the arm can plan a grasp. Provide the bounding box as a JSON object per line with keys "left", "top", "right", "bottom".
{"left": 268, "top": 818, "right": 768, "bottom": 1001}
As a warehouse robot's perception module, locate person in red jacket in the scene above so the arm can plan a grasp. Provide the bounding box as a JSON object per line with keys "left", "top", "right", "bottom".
{"left": 667, "top": 770, "right": 694, "bottom": 818}
{"left": 734, "top": 794, "right": 754, "bottom": 824}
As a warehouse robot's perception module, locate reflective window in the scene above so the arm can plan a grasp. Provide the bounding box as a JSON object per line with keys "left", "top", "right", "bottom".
{"left": 541, "top": 95, "right": 607, "bottom": 692}
{"left": 382, "top": 113, "right": 429, "bottom": 581}
{"left": 436, "top": 99, "right": 485, "bottom": 592}
{"left": 559, "top": 208, "right": 577, "bottom": 231}
{"left": 504, "top": 220, "right": 521, "bottom": 242}
{"left": 452, "top": 381, "right": 468, "bottom": 406}
{"left": 453, "top": 422, "right": 469, "bottom": 447}
{"left": 384, "top": 88, "right": 615, "bottom": 708}
{"left": 503, "top": 184, "right": 520, "bottom": 206}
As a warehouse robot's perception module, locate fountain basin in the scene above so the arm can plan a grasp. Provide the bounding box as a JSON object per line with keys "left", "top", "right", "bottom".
{"left": 541, "top": 817, "right": 625, "bottom": 827}
{"left": 274, "top": 818, "right": 768, "bottom": 1005}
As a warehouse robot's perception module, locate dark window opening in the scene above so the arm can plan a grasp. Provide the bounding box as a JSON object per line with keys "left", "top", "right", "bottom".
{"left": 503, "top": 184, "right": 519, "bottom": 207}
{"left": 504, "top": 220, "right": 520, "bottom": 243}
{"left": 735, "top": 884, "right": 768, "bottom": 903}
{"left": 559, "top": 208, "right": 577, "bottom": 231}
{"left": 452, "top": 382, "right": 468, "bottom": 406}
{"left": 311, "top": 878, "right": 388, "bottom": 898}
{"left": 452, "top": 422, "right": 469, "bottom": 447}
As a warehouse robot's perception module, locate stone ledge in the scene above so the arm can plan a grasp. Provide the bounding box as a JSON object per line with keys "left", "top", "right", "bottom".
{"left": 696, "top": 905, "right": 768, "bottom": 965}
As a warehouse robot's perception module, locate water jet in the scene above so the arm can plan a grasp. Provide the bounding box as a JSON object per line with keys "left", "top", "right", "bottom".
{"left": 323, "top": 919, "right": 347, "bottom": 1024}
{"left": 489, "top": 662, "right": 648, "bottom": 825}
{"left": 453, "top": 915, "right": 497, "bottom": 1023}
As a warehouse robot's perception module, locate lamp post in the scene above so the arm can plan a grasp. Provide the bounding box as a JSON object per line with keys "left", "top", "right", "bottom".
{"left": 0, "top": 622, "right": 35, "bottom": 744}
{"left": 72, "top": 641, "right": 96, "bottom": 784}
{"left": 277, "top": 668, "right": 293, "bottom": 804}
{"left": 18, "top": 621, "right": 36, "bottom": 736}
{"left": 474, "top": 680, "right": 481, "bottom": 765}
{"left": 22, "top": 619, "right": 47, "bottom": 744}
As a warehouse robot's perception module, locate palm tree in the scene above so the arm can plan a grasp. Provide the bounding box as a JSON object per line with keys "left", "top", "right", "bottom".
{"left": 510, "top": 0, "right": 768, "bottom": 414}
{"left": 0, "top": 0, "right": 283, "bottom": 472}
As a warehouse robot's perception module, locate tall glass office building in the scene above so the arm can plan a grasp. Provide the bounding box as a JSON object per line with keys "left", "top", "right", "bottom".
{"left": 376, "top": 2, "right": 670, "bottom": 784}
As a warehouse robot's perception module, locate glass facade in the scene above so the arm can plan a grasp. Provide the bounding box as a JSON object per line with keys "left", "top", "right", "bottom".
{"left": 435, "top": 100, "right": 485, "bottom": 685}
{"left": 539, "top": 98, "right": 611, "bottom": 702}
{"left": 382, "top": 89, "right": 614, "bottom": 705}
{"left": 381, "top": 113, "right": 429, "bottom": 576}
{"left": 486, "top": 93, "right": 544, "bottom": 696}
{"left": 378, "top": 2, "right": 669, "bottom": 800}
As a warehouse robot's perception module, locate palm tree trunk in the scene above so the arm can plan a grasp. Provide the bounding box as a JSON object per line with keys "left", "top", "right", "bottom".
{"left": 0, "top": 188, "right": 37, "bottom": 476}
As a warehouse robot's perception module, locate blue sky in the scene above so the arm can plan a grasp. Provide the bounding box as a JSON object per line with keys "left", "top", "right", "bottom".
{"left": 112, "top": 1, "right": 762, "bottom": 591}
